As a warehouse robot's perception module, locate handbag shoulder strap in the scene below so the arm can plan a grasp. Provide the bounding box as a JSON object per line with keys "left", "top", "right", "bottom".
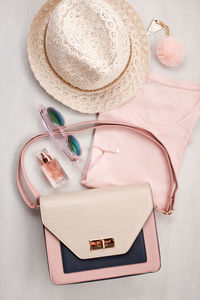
{"left": 16, "top": 120, "right": 178, "bottom": 214}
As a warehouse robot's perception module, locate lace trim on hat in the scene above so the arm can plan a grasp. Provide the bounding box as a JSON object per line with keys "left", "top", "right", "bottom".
{"left": 44, "top": 24, "right": 132, "bottom": 93}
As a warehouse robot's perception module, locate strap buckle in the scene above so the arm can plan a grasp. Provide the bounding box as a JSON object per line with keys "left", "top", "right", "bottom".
{"left": 163, "top": 209, "right": 174, "bottom": 215}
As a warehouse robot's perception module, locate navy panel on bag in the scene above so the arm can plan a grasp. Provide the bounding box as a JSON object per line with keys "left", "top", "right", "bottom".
{"left": 60, "top": 230, "right": 147, "bottom": 273}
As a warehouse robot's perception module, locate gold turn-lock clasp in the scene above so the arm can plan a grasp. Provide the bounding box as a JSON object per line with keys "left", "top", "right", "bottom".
{"left": 90, "top": 238, "right": 115, "bottom": 251}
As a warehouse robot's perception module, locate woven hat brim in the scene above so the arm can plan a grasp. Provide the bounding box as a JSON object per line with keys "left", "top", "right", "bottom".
{"left": 27, "top": 0, "right": 150, "bottom": 113}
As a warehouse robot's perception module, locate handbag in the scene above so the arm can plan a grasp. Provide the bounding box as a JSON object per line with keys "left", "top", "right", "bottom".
{"left": 16, "top": 120, "right": 178, "bottom": 284}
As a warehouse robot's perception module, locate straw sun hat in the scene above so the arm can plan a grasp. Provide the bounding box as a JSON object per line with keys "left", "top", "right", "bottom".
{"left": 28, "top": 0, "right": 150, "bottom": 113}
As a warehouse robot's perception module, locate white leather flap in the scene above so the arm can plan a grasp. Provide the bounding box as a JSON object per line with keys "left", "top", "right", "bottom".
{"left": 40, "top": 183, "right": 153, "bottom": 259}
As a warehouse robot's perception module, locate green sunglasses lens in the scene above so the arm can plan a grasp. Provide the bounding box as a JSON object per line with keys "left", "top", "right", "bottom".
{"left": 47, "top": 107, "right": 65, "bottom": 126}
{"left": 67, "top": 135, "right": 81, "bottom": 156}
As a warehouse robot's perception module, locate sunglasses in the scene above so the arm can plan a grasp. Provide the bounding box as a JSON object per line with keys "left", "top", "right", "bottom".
{"left": 39, "top": 106, "right": 81, "bottom": 162}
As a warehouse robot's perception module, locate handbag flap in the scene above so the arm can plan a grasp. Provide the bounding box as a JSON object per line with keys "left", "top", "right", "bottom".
{"left": 40, "top": 183, "right": 153, "bottom": 259}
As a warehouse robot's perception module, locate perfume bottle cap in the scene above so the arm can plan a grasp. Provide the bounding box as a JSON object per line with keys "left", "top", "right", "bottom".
{"left": 37, "top": 148, "right": 52, "bottom": 164}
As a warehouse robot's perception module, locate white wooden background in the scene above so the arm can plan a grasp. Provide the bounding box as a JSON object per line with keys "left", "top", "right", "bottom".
{"left": 0, "top": 0, "right": 200, "bottom": 299}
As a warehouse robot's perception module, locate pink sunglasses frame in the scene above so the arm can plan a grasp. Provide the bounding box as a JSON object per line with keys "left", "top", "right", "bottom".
{"left": 39, "top": 106, "right": 80, "bottom": 162}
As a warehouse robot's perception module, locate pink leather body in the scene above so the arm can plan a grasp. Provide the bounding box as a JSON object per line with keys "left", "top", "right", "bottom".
{"left": 44, "top": 212, "right": 160, "bottom": 285}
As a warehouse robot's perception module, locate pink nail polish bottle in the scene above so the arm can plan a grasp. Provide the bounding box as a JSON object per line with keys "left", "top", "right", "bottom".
{"left": 37, "top": 149, "right": 68, "bottom": 188}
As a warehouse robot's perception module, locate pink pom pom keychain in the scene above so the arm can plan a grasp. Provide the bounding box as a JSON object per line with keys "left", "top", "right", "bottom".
{"left": 155, "top": 20, "right": 185, "bottom": 67}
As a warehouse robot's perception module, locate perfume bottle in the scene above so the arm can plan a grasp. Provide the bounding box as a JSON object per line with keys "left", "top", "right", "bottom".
{"left": 37, "top": 149, "right": 68, "bottom": 188}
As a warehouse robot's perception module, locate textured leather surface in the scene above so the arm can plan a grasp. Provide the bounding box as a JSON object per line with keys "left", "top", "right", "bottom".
{"left": 40, "top": 183, "right": 153, "bottom": 259}
{"left": 44, "top": 212, "right": 160, "bottom": 284}
{"left": 60, "top": 230, "right": 147, "bottom": 273}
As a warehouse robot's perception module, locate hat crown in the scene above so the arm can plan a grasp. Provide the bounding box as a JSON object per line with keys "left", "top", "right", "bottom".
{"left": 45, "top": 0, "right": 130, "bottom": 90}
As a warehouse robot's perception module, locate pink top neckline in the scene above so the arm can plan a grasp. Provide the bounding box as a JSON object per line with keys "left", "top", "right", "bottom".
{"left": 149, "top": 72, "right": 200, "bottom": 91}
